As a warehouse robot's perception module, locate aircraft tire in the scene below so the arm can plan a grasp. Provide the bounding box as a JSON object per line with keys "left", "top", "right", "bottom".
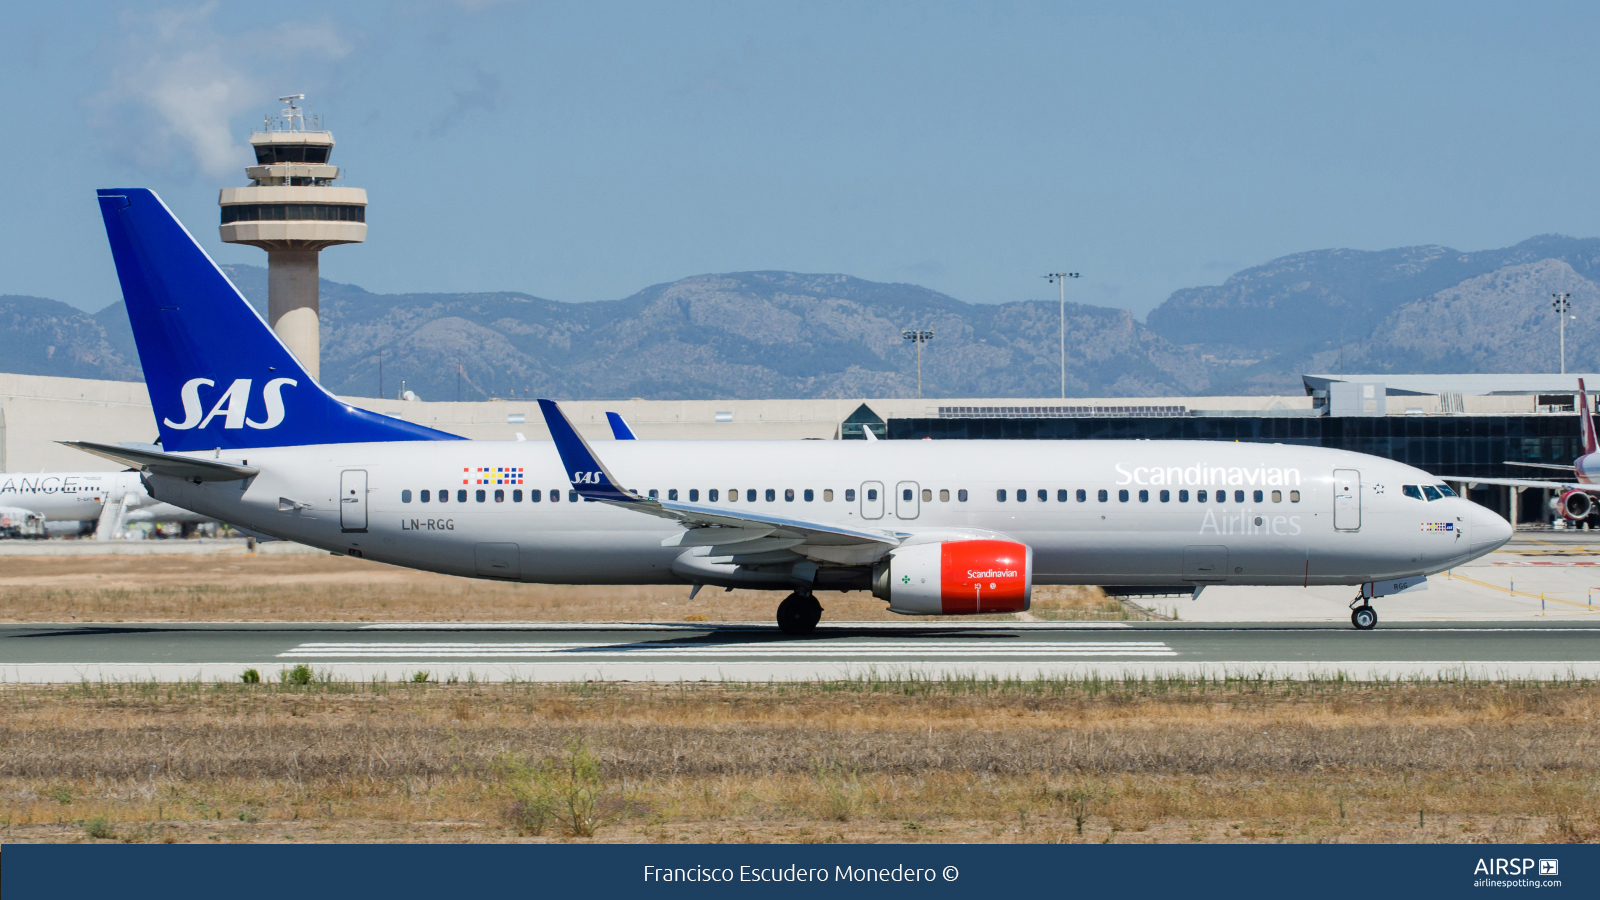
{"left": 1351, "top": 605, "right": 1377, "bottom": 631}
{"left": 777, "top": 592, "right": 822, "bottom": 636}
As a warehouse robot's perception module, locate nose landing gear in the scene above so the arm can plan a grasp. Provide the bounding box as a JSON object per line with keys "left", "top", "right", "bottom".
{"left": 1349, "top": 595, "right": 1378, "bottom": 630}
{"left": 777, "top": 592, "right": 823, "bottom": 636}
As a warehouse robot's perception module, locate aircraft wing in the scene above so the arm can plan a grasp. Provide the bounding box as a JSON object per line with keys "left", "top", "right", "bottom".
{"left": 1504, "top": 461, "right": 1577, "bottom": 472}
{"left": 605, "top": 412, "right": 639, "bottom": 440}
{"left": 1461, "top": 476, "right": 1592, "bottom": 492}
{"left": 60, "top": 441, "right": 259, "bottom": 482}
{"left": 537, "top": 399, "right": 899, "bottom": 549}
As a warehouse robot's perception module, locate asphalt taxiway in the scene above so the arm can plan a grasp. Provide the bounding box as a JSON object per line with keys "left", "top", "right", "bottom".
{"left": 2, "top": 620, "right": 1596, "bottom": 683}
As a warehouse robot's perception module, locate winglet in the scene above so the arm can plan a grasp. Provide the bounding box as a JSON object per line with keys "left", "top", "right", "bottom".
{"left": 537, "top": 399, "right": 642, "bottom": 502}
{"left": 1581, "top": 379, "right": 1597, "bottom": 456}
{"left": 605, "top": 412, "right": 639, "bottom": 440}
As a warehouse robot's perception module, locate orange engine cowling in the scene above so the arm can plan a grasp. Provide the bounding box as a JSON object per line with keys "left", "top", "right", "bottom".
{"left": 1553, "top": 489, "right": 1594, "bottom": 521}
{"left": 873, "top": 540, "right": 1033, "bottom": 615}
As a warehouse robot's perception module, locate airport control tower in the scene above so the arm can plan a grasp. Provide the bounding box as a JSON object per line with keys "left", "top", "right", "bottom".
{"left": 218, "top": 95, "right": 366, "bottom": 380}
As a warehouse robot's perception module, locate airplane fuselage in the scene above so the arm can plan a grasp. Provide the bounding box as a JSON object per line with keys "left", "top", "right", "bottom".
{"left": 148, "top": 438, "right": 1511, "bottom": 592}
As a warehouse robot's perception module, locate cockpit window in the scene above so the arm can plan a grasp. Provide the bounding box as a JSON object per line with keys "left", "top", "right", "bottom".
{"left": 1422, "top": 485, "right": 1442, "bottom": 501}
{"left": 1436, "top": 484, "right": 1457, "bottom": 497}
{"left": 1402, "top": 485, "right": 1423, "bottom": 500}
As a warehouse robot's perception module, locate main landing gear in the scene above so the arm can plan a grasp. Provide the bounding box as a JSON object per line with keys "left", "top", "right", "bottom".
{"left": 777, "top": 592, "right": 823, "bottom": 636}
{"left": 1349, "top": 595, "right": 1378, "bottom": 631}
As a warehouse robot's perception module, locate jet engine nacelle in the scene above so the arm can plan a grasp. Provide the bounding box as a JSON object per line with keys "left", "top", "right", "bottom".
{"left": 1552, "top": 489, "right": 1594, "bottom": 521}
{"left": 872, "top": 539, "right": 1033, "bottom": 615}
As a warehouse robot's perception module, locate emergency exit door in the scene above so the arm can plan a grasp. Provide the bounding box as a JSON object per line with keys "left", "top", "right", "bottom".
{"left": 340, "top": 469, "right": 368, "bottom": 533}
{"left": 1333, "top": 468, "right": 1360, "bottom": 531}
{"left": 895, "top": 481, "right": 920, "bottom": 519}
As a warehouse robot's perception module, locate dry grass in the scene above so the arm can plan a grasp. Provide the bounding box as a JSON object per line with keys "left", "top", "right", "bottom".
{"left": 2, "top": 678, "right": 1597, "bottom": 844}
{"left": 0, "top": 553, "right": 1134, "bottom": 623}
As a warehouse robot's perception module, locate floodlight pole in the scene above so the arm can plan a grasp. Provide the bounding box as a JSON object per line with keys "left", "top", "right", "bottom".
{"left": 1553, "top": 293, "right": 1572, "bottom": 375}
{"left": 902, "top": 329, "right": 935, "bottom": 398}
{"left": 1044, "top": 272, "right": 1080, "bottom": 398}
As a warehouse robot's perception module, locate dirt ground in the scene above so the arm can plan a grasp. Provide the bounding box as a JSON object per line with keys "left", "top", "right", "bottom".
{"left": 0, "top": 552, "right": 1139, "bottom": 623}
{"left": 2, "top": 679, "right": 1596, "bottom": 844}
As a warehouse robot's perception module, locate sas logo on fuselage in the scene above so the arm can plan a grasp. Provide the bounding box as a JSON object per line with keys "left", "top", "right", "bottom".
{"left": 164, "top": 377, "right": 297, "bottom": 431}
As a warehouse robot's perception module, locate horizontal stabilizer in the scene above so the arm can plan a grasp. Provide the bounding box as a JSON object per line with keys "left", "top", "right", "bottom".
{"left": 61, "top": 441, "right": 258, "bottom": 482}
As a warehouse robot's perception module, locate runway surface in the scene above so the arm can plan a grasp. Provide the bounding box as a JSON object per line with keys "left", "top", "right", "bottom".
{"left": 2, "top": 620, "right": 1597, "bottom": 682}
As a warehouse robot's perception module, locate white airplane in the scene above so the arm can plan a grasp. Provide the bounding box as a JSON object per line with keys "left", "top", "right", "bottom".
{"left": 70, "top": 189, "right": 1513, "bottom": 631}
{"left": 1462, "top": 378, "right": 1600, "bottom": 523}
{"left": 0, "top": 470, "right": 211, "bottom": 538}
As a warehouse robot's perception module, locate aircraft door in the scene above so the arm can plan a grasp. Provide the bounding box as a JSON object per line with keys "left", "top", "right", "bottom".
{"left": 860, "top": 481, "right": 885, "bottom": 519}
{"left": 1183, "top": 545, "right": 1228, "bottom": 582}
{"left": 340, "top": 469, "right": 368, "bottom": 533}
{"left": 895, "top": 481, "right": 920, "bottom": 519}
{"left": 475, "top": 542, "right": 521, "bottom": 579}
{"left": 1333, "top": 468, "right": 1360, "bottom": 531}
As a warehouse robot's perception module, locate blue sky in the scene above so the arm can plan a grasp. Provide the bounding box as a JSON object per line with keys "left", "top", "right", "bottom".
{"left": 6, "top": 2, "right": 1600, "bottom": 315}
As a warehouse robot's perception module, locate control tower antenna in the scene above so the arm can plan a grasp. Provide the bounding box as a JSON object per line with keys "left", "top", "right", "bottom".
{"left": 219, "top": 94, "right": 366, "bottom": 380}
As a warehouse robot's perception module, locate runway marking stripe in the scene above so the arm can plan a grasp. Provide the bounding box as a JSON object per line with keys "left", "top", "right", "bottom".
{"left": 277, "top": 640, "right": 1179, "bottom": 658}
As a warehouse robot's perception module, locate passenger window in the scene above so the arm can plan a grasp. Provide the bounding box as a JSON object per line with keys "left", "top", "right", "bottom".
{"left": 1179, "top": 490, "right": 1189, "bottom": 502}
{"left": 805, "top": 489, "right": 814, "bottom": 502}
{"left": 438, "top": 489, "right": 449, "bottom": 503}
{"left": 1234, "top": 490, "right": 1245, "bottom": 503}
{"left": 458, "top": 490, "right": 468, "bottom": 503}
{"left": 1016, "top": 489, "right": 1026, "bottom": 502}
{"left": 1077, "top": 489, "right": 1086, "bottom": 502}
{"left": 648, "top": 489, "right": 658, "bottom": 499}
{"left": 402, "top": 490, "right": 412, "bottom": 503}
{"left": 708, "top": 489, "right": 718, "bottom": 501}
{"left": 548, "top": 489, "right": 559, "bottom": 503}
{"left": 1253, "top": 490, "right": 1263, "bottom": 503}
{"left": 922, "top": 489, "right": 932, "bottom": 502}
{"left": 1118, "top": 489, "right": 1129, "bottom": 502}
{"left": 937, "top": 489, "right": 947, "bottom": 502}
{"left": 668, "top": 489, "right": 678, "bottom": 501}
{"left": 1271, "top": 490, "right": 1281, "bottom": 502}
{"left": 1197, "top": 490, "right": 1207, "bottom": 502}
{"left": 688, "top": 489, "right": 698, "bottom": 502}
{"left": 823, "top": 489, "right": 833, "bottom": 501}
{"left": 748, "top": 489, "right": 757, "bottom": 502}
{"left": 1098, "top": 489, "right": 1108, "bottom": 502}
{"left": 568, "top": 490, "right": 578, "bottom": 502}
{"left": 531, "top": 490, "right": 542, "bottom": 502}
{"left": 844, "top": 489, "right": 855, "bottom": 502}
{"left": 903, "top": 488, "right": 913, "bottom": 501}
{"left": 1037, "top": 489, "right": 1046, "bottom": 502}
{"left": 766, "top": 489, "right": 776, "bottom": 502}
{"left": 997, "top": 489, "right": 1007, "bottom": 502}
{"left": 1160, "top": 490, "right": 1169, "bottom": 502}
{"left": 1422, "top": 486, "right": 1442, "bottom": 501}
{"left": 513, "top": 490, "right": 522, "bottom": 502}
{"left": 1057, "top": 489, "right": 1067, "bottom": 502}
{"left": 1136, "top": 490, "right": 1146, "bottom": 502}
{"left": 786, "top": 489, "right": 795, "bottom": 501}
{"left": 866, "top": 489, "right": 877, "bottom": 501}
{"left": 477, "top": 490, "right": 487, "bottom": 502}
{"left": 494, "top": 489, "right": 505, "bottom": 502}
{"left": 1437, "top": 484, "right": 1457, "bottom": 497}
{"left": 421, "top": 490, "right": 431, "bottom": 503}
{"left": 1290, "top": 491, "right": 1300, "bottom": 502}
{"left": 728, "top": 489, "right": 738, "bottom": 502}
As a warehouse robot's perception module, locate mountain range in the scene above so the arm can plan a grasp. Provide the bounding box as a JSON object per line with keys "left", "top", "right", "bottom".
{"left": 8, "top": 233, "right": 1598, "bottom": 400}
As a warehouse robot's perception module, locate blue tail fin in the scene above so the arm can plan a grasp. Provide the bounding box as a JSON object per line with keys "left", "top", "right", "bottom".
{"left": 96, "top": 189, "right": 463, "bottom": 451}
{"left": 605, "top": 412, "right": 638, "bottom": 440}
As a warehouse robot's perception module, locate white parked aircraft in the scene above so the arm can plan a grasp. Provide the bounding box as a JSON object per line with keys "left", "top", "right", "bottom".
{"left": 1465, "top": 378, "right": 1600, "bottom": 523}
{"left": 71, "top": 189, "right": 1513, "bottom": 631}
{"left": 0, "top": 470, "right": 211, "bottom": 538}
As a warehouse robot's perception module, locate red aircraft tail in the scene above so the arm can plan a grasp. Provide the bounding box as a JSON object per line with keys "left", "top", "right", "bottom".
{"left": 1581, "top": 379, "right": 1597, "bottom": 456}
